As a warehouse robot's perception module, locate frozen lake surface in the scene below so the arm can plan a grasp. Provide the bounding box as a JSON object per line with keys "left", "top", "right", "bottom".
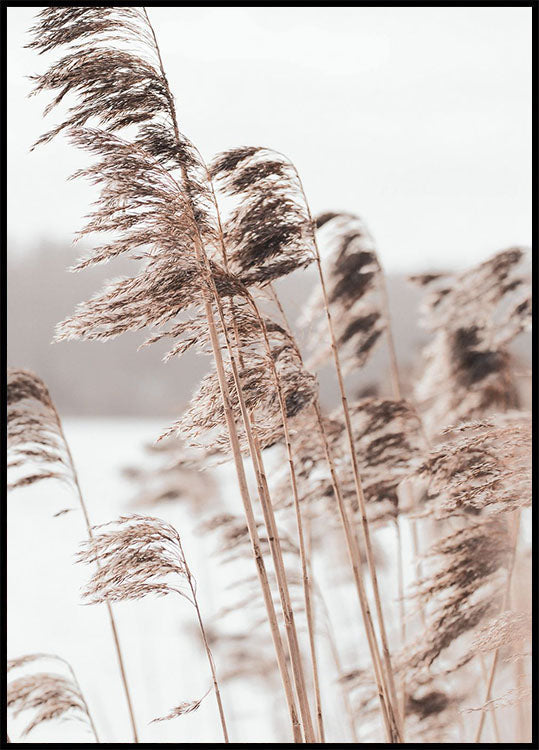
{"left": 8, "top": 418, "right": 254, "bottom": 743}
{"left": 6, "top": 417, "right": 468, "bottom": 744}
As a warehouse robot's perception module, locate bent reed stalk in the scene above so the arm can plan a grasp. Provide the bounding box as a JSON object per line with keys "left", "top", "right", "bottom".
{"left": 54, "top": 417, "right": 139, "bottom": 744}
{"left": 78, "top": 515, "right": 229, "bottom": 741}
{"left": 310, "top": 220, "right": 402, "bottom": 742}
{"left": 7, "top": 370, "right": 138, "bottom": 743}
{"left": 475, "top": 512, "right": 521, "bottom": 742}
{"left": 142, "top": 10, "right": 312, "bottom": 741}
{"left": 206, "top": 143, "right": 401, "bottom": 739}
{"left": 176, "top": 536, "right": 229, "bottom": 742}
{"left": 205, "top": 156, "right": 324, "bottom": 740}
{"left": 266, "top": 287, "right": 399, "bottom": 742}
{"left": 202, "top": 149, "right": 321, "bottom": 742}
{"left": 259, "top": 154, "right": 402, "bottom": 740}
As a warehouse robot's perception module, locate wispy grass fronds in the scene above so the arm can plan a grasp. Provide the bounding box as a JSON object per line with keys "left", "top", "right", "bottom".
{"left": 404, "top": 685, "right": 461, "bottom": 743}
{"left": 277, "top": 398, "right": 424, "bottom": 526}
{"left": 203, "top": 629, "right": 280, "bottom": 685}
{"left": 30, "top": 9, "right": 308, "bottom": 738}
{"left": 123, "top": 437, "right": 218, "bottom": 511}
{"left": 200, "top": 512, "right": 299, "bottom": 563}
{"left": 412, "top": 248, "right": 530, "bottom": 435}
{"left": 415, "top": 413, "right": 531, "bottom": 518}
{"left": 7, "top": 368, "right": 139, "bottom": 740}
{"left": 7, "top": 369, "right": 71, "bottom": 491}
{"left": 219, "top": 571, "right": 306, "bottom": 629}
{"left": 162, "top": 305, "right": 317, "bottom": 453}
{"left": 346, "top": 399, "right": 425, "bottom": 523}
{"left": 28, "top": 7, "right": 165, "bottom": 144}
{"left": 52, "top": 129, "right": 244, "bottom": 343}
{"left": 407, "top": 517, "right": 511, "bottom": 671}
{"left": 7, "top": 653, "right": 97, "bottom": 741}
{"left": 151, "top": 690, "right": 211, "bottom": 724}
{"left": 211, "top": 147, "right": 315, "bottom": 284}
{"left": 302, "top": 213, "right": 386, "bottom": 373}
{"left": 77, "top": 514, "right": 229, "bottom": 741}
{"left": 472, "top": 610, "right": 531, "bottom": 658}
{"left": 466, "top": 685, "right": 532, "bottom": 715}
{"left": 77, "top": 515, "right": 190, "bottom": 603}
{"left": 201, "top": 513, "right": 306, "bottom": 624}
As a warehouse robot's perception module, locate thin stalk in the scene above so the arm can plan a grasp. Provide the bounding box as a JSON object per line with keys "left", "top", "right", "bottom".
{"left": 268, "top": 285, "right": 398, "bottom": 741}
{"left": 142, "top": 10, "right": 304, "bottom": 741}
{"left": 478, "top": 656, "right": 501, "bottom": 742}
{"left": 244, "top": 291, "right": 324, "bottom": 742}
{"left": 222, "top": 299, "right": 312, "bottom": 744}
{"left": 247, "top": 428, "right": 315, "bottom": 744}
{"left": 394, "top": 518, "right": 406, "bottom": 731}
{"left": 475, "top": 512, "right": 521, "bottom": 742}
{"left": 312, "top": 398, "right": 396, "bottom": 741}
{"left": 378, "top": 272, "right": 402, "bottom": 400}
{"left": 198, "top": 144, "right": 320, "bottom": 742}
{"left": 515, "top": 655, "right": 528, "bottom": 742}
{"left": 312, "top": 260, "right": 402, "bottom": 735}
{"left": 379, "top": 267, "right": 426, "bottom": 634}
{"left": 316, "top": 584, "right": 360, "bottom": 743}
{"left": 202, "top": 283, "right": 315, "bottom": 742}
{"left": 196, "top": 252, "right": 304, "bottom": 743}
{"left": 296, "top": 173, "right": 402, "bottom": 739}
{"left": 176, "top": 538, "right": 229, "bottom": 742}
{"left": 61, "top": 656, "right": 100, "bottom": 743}
{"left": 410, "top": 519, "right": 426, "bottom": 628}
{"left": 511, "top": 530, "right": 529, "bottom": 743}
{"left": 55, "top": 415, "right": 138, "bottom": 743}
{"left": 303, "top": 510, "right": 325, "bottom": 741}
{"left": 209, "top": 294, "right": 315, "bottom": 743}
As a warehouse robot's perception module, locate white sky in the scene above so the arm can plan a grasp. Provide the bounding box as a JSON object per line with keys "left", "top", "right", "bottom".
{"left": 7, "top": 6, "right": 532, "bottom": 271}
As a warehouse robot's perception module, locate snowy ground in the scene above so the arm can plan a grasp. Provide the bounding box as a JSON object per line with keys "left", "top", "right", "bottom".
{"left": 9, "top": 417, "right": 511, "bottom": 744}
{"left": 8, "top": 418, "right": 251, "bottom": 743}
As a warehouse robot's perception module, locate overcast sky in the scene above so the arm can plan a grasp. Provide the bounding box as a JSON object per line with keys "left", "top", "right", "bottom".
{"left": 7, "top": 6, "right": 532, "bottom": 272}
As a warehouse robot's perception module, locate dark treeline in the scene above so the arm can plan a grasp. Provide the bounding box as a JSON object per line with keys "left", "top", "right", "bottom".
{"left": 7, "top": 241, "right": 531, "bottom": 417}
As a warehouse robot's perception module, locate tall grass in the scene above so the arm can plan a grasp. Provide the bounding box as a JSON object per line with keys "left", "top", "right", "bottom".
{"left": 6, "top": 6, "right": 532, "bottom": 744}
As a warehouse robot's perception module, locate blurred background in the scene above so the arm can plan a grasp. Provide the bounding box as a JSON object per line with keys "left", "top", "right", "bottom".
{"left": 7, "top": 5, "right": 532, "bottom": 416}
{"left": 7, "top": 7, "right": 532, "bottom": 744}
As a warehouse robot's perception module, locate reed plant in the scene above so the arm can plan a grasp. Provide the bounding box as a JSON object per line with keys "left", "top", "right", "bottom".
{"left": 6, "top": 6, "right": 531, "bottom": 744}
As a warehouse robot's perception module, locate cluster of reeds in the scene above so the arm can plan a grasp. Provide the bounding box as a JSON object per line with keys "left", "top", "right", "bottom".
{"left": 6, "top": 6, "right": 531, "bottom": 744}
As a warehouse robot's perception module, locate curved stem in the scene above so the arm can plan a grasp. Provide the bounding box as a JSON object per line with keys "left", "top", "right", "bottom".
{"left": 285, "top": 161, "right": 402, "bottom": 740}
{"left": 379, "top": 261, "right": 426, "bottom": 644}
{"left": 142, "top": 10, "right": 304, "bottom": 740}
{"left": 311, "top": 252, "right": 401, "bottom": 740}
{"left": 195, "top": 244, "right": 304, "bottom": 743}
{"left": 475, "top": 512, "right": 521, "bottom": 742}
{"left": 64, "top": 658, "right": 100, "bottom": 743}
{"left": 315, "top": 580, "right": 359, "bottom": 743}
{"left": 55, "top": 415, "right": 138, "bottom": 743}
{"left": 268, "top": 284, "right": 397, "bottom": 741}
{"left": 245, "top": 293, "right": 323, "bottom": 743}
{"left": 176, "top": 538, "right": 229, "bottom": 742}
{"left": 378, "top": 271, "right": 402, "bottom": 400}
{"left": 198, "top": 135, "right": 318, "bottom": 742}
{"left": 312, "top": 398, "right": 394, "bottom": 741}
{"left": 479, "top": 655, "right": 501, "bottom": 742}
{"left": 208, "top": 207, "right": 315, "bottom": 741}
{"left": 304, "top": 517, "right": 325, "bottom": 742}
{"left": 394, "top": 518, "right": 406, "bottom": 730}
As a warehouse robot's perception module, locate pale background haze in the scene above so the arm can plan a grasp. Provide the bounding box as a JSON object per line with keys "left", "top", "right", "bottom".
{"left": 8, "top": 5, "right": 532, "bottom": 268}
{"left": 6, "top": 9, "right": 533, "bottom": 744}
